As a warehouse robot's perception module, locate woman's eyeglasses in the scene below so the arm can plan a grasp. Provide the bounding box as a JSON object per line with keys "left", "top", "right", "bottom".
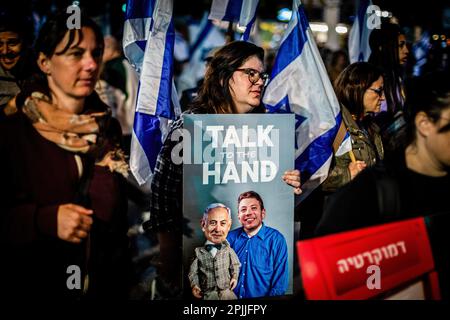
{"left": 368, "top": 86, "right": 384, "bottom": 97}
{"left": 235, "top": 68, "right": 269, "bottom": 85}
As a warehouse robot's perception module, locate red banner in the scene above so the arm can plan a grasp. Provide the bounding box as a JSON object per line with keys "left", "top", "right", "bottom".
{"left": 297, "top": 218, "right": 437, "bottom": 299}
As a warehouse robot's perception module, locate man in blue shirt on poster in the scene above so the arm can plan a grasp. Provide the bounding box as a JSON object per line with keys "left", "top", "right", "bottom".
{"left": 227, "top": 191, "right": 288, "bottom": 298}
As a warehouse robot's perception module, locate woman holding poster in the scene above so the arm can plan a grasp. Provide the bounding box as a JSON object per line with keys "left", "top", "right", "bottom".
{"left": 147, "top": 41, "right": 300, "bottom": 298}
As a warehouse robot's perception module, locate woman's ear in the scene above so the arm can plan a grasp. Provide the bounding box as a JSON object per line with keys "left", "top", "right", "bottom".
{"left": 415, "top": 111, "right": 433, "bottom": 138}
{"left": 37, "top": 52, "right": 51, "bottom": 75}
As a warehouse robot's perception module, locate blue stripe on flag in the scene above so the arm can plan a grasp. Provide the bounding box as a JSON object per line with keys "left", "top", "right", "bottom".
{"left": 136, "top": 40, "right": 146, "bottom": 51}
{"left": 270, "top": 5, "right": 308, "bottom": 76}
{"left": 209, "top": 0, "right": 259, "bottom": 42}
{"left": 126, "top": 0, "right": 155, "bottom": 20}
{"left": 133, "top": 112, "right": 163, "bottom": 171}
{"left": 241, "top": 14, "right": 255, "bottom": 41}
{"left": 348, "top": 0, "right": 372, "bottom": 63}
{"left": 296, "top": 113, "right": 342, "bottom": 182}
{"left": 223, "top": 0, "right": 243, "bottom": 21}
{"left": 156, "top": 18, "right": 176, "bottom": 119}
{"left": 189, "top": 19, "right": 213, "bottom": 56}
{"left": 357, "top": 0, "right": 369, "bottom": 41}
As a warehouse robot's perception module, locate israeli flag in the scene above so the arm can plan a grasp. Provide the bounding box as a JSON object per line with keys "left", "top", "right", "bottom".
{"left": 177, "top": 13, "right": 225, "bottom": 95}
{"left": 263, "top": 0, "right": 351, "bottom": 201}
{"left": 123, "top": 0, "right": 154, "bottom": 74}
{"left": 348, "top": 0, "right": 374, "bottom": 63}
{"left": 124, "top": 0, "right": 180, "bottom": 185}
{"left": 412, "top": 31, "right": 430, "bottom": 77}
{"left": 208, "top": 0, "right": 259, "bottom": 41}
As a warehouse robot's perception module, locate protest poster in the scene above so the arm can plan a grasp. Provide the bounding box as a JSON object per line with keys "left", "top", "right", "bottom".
{"left": 182, "top": 113, "right": 294, "bottom": 299}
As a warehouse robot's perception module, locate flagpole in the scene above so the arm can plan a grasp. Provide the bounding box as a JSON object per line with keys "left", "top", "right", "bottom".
{"left": 225, "top": 21, "right": 234, "bottom": 43}
{"left": 349, "top": 150, "right": 357, "bottom": 163}
{"left": 333, "top": 120, "right": 356, "bottom": 163}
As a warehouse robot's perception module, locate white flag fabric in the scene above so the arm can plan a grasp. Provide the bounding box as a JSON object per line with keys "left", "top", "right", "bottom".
{"left": 124, "top": 0, "right": 180, "bottom": 185}
{"left": 348, "top": 0, "right": 373, "bottom": 63}
{"left": 263, "top": 0, "right": 351, "bottom": 201}
{"left": 123, "top": 0, "right": 154, "bottom": 75}
{"left": 208, "top": 0, "right": 259, "bottom": 41}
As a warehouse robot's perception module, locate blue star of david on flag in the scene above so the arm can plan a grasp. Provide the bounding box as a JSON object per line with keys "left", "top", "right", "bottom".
{"left": 263, "top": 0, "right": 351, "bottom": 201}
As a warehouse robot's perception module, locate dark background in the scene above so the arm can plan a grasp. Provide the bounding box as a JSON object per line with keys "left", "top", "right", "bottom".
{"left": 2, "top": 0, "right": 449, "bottom": 38}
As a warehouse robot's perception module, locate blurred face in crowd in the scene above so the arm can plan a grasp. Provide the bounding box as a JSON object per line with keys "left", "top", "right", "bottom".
{"left": 38, "top": 27, "right": 102, "bottom": 103}
{"left": 363, "top": 76, "right": 385, "bottom": 115}
{"left": 102, "top": 35, "right": 120, "bottom": 63}
{"left": 0, "top": 31, "right": 22, "bottom": 71}
{"left": 238, "top": 197, "right": 266, "bottom": 234}
{"left": 422, "top": 107, "right": 450, "bottom": 171}
{"left": 336, "top": 54, "right": 347, "bottom": 70}
{"left": 229, "top": 55, "right": 267, "bottom": 114}
{"left": 398, "top": 34, "right": 409, "bottom": 65}
{"left": 202, "top": 207, "right": 232, "bottom": 244}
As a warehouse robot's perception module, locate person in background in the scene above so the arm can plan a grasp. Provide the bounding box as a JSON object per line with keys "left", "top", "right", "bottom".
{"left": 296, "top": 63, "right": 386, "bottom": 241}
{"left": 316, "top": 72, "right": 450, "bottom": 236}
{"left": 368, "top": 22, "right": 410, "bottom": 152}
{"left": 327, "top": 50, "right": 350, "bottom": 84}
{"left": 0, "top": 12, "right": 131, "bottom": 299}
{"left": 369, "top": 22, "right": 409, "bottom": 115}
{"left": 0, "top": 11, "right": 36, "bottom": 118}
{"left": 316, "top": 72, "right": 450, "bottom": 298}
{"left": 100, "top": 34, "right": 139, "bottom": 154}
{"left": 322, "top": 62, "right": 385, "bottom": 193}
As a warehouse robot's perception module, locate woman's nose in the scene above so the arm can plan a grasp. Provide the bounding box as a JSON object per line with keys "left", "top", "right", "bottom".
{"left": 255, "top": 76, "right": 264, "bottom": 86}
{"left": 84, "top": 53, "right": 98, "bottom": 71}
